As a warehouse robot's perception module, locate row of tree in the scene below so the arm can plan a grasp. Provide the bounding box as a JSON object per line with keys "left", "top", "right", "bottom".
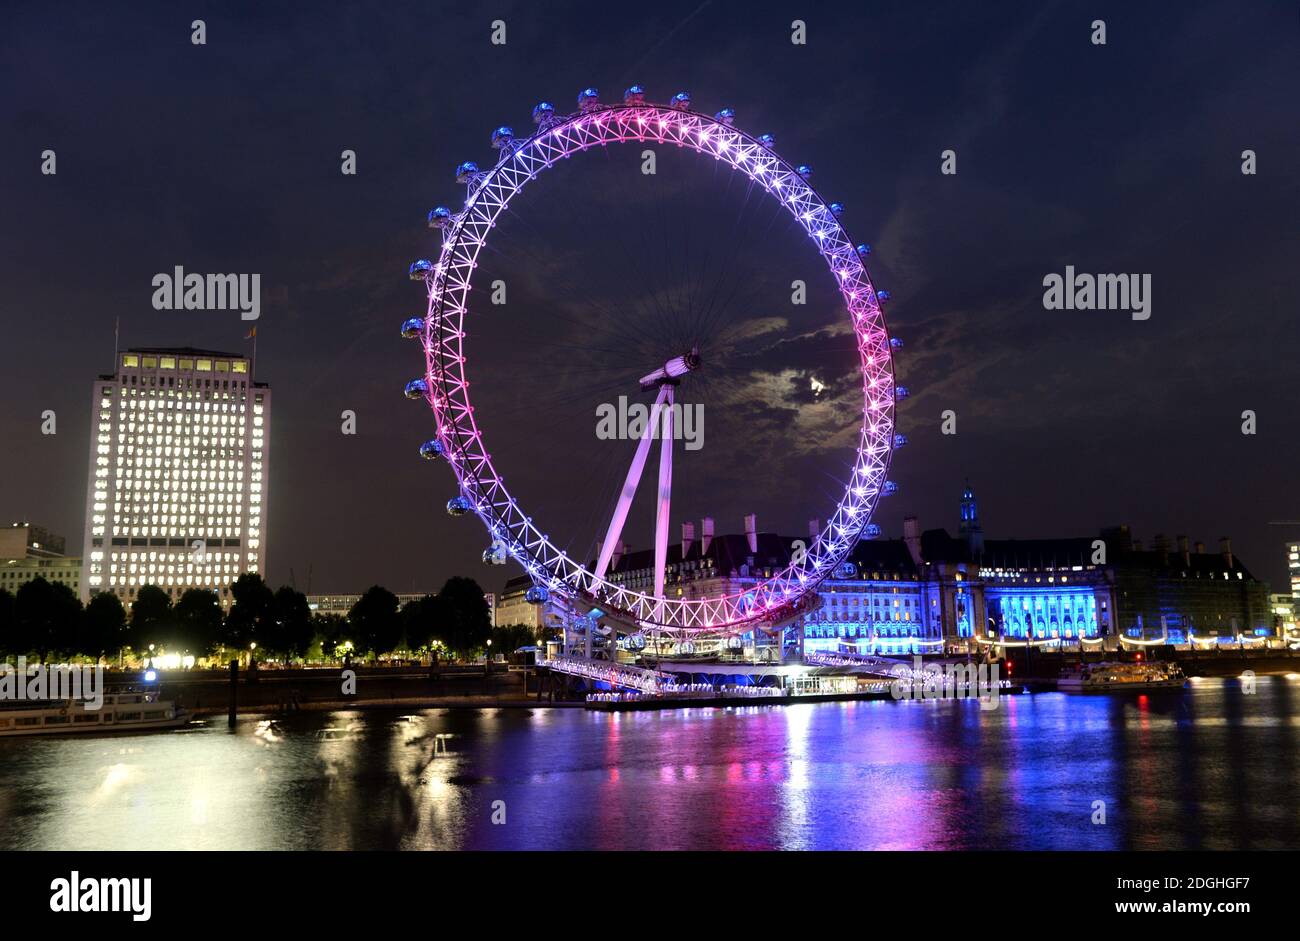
{"left": 0, "top": 573, "right": 527, "bottom": 665}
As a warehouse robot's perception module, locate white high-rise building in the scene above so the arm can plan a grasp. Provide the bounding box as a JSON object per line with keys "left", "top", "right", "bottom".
{"left": 80, "top": 347, "right": 271, "bottom": 608}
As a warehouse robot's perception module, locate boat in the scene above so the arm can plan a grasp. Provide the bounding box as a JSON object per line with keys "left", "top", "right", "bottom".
{"left": 1057, "top": 660, "right": 1186, "bottom": 692}
{"left": 0, "top": 690, "right": 189, "bottom": 736}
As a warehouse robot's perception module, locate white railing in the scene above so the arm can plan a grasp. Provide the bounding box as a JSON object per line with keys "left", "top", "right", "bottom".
{"left": 543, "top": 656, "right": 672, "bottom": 694}
{"left": 586, "top": 684, "right": 785, "bottom": 703}
{"left": 803, "top": 650, "right": 900, "bottom": 674}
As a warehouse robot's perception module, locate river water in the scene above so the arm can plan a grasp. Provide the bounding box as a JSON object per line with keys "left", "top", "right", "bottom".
{"left": 2, "top": 677, "right": 1297, "bottom": 850}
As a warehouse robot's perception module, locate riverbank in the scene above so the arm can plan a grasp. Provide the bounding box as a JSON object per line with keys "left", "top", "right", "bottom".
{"left": 152, "top": 664, "right": 550, "bottom": 716}
{"left": 140, "top": 647, "right": 1298, "bottom": 717}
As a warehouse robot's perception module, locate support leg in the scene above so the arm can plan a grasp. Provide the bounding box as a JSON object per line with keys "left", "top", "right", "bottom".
{"left": 593, "top": 385, "right": 671, "bottom": 582}
{"left": 653, "top": 385, "right": 675, "bottom": 607}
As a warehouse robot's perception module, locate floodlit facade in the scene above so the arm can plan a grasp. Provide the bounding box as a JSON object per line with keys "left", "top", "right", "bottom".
{"left": 518, "top": 486, "right": 1272, "bottom": 656}
{"left": 1288, "top": 542, "right": 1299, "bottom": 596}
{"left": 80, "top": 348, "right": 270, "bottom": 608}
{"left": 496, "top": 576, "right": 545, "bottom": 632}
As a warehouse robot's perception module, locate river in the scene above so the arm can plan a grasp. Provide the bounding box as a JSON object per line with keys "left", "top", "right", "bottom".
{"left": 2, "top": 677, "right": 1297, "bottom": 850}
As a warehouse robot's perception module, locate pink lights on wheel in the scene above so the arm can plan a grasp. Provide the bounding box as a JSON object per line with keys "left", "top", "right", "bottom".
{"left": 414, "top": 93, "right": 897, "bottom": 632}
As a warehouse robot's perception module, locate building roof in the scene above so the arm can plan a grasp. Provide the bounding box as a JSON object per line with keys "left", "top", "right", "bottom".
{"left": 920, "top": 526, "right": 1261, "bottom": 581}
{"left": 125, "top": 346, "right": 245, "bottom": 358}
{"left": 600, "top": 530, "right": 919, "bottom": 579}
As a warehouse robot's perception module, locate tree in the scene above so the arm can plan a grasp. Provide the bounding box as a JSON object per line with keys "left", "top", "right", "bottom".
{"left": 14, "top": 577, "right": 82, "bottom": 662}
{"left": 348, "top": 585, "right": 402, "bottom": 659}
{"left": 223, "top": 573, "right": 274, "bottom": 652}
{"left": 267, "top": 586, "right": 313, "bottom": 661}
{"left": 173, "top": 588, "right": 223, "bottom": 658}
{"left": 311, "top": 613, "right": 350, "bottom": 661}
{"left": 80, "top": 591, "right": 127, "bottom": 661}
{"left": 130, "top": 584, "right": 172, "bottom": 653}
{"left": 490, "top": 623, "right": 536, "bottom": 656}
{"left": 400, "top": 594, "right": 441, "bottom": 653}
{"left": 433, "top": 577, "right": 492, "bottom": 659}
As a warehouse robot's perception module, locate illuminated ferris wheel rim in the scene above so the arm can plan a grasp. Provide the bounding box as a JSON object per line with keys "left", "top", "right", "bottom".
{"left": 410, "top": 90, "right": 900, "bottom": 634}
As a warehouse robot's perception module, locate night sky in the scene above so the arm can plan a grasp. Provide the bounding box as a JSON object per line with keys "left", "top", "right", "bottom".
{"left": 1, "top": 1, "right": 1297, "bottom": 596}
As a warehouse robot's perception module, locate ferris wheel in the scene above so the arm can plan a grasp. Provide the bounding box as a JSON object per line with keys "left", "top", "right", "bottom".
{"left": 403, "top": 85, "right": 902, "bottom": 641}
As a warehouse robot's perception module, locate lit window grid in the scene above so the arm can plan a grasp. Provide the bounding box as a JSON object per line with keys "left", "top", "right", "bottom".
{"left": 80, "top": 359, "right": 269, "bottom": 604}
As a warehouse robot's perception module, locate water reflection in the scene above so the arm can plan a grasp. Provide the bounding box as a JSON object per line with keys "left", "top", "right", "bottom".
{"left": 1, "top": 679, "right": 1297, "bottom": 850}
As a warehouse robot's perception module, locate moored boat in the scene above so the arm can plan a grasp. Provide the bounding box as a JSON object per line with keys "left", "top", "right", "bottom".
{"left": 1058, "top": 660, "right": 1186, "bottom": 691}
{"left": 0, "top": 690, "right": 189, "bottom": 736}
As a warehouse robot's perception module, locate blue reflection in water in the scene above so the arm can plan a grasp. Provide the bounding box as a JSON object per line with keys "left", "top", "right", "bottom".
{"left": 0, "top": 678, "right": 1296, "bottom": 850}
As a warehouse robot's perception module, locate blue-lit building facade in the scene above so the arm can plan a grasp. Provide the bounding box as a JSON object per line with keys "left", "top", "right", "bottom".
{"left": 578, "top": 486, "right": 1271, "bottom": 655}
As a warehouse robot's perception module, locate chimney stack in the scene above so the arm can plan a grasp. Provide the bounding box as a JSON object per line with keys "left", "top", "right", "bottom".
{"left": 1153, "top": 533, "right": 1169, "bottom": 564}
{"left": 808, "top": 518, "right": 820, "bottom": 540}
{"left": 903, "top": 515, "right": 923, "bottom": 566}
{"left": 1219, "top": 537, "right": 1233, "bottom": 569}
{"left": 681, "top": 521, "right": 695, "bottom": 558}
{"left": 1177, "top": 534, "right": 1189, "bottom": 566}
{"left": 700, "top": 517, "right": 714, "bottom": 557}
{"left": 744, "top": 513, "right": 758, "bottom": 554}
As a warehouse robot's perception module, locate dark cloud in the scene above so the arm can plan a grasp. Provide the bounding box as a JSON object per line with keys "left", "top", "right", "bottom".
{"left": 0, "top": 0, "right": 1296, "bottom": 593}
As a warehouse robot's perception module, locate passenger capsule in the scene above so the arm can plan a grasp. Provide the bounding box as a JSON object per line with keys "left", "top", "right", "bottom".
{"left": 525, "top": 586, "right": 550, "bottom": 604}
{"left": 834, "top": 562, "right": 858, "bottom": 579}
{"left": 400, "top": 317, "right": 423, "bottom": 339}
{"left": 894, "top": 386, "right": 909, "bottom": 400}
{"left": 893, "top": 433, "right": 909, "bottom": 448}
{"left": 482, "top": 544, "right": 508, "bottom": 565}
{"left": 623, "top": 84, "right": 645, "bottom": 104}
{"left": 890, "top": 337, "right": 904, "bottom": 350}
{"left": 856, "top": 243, "right": 872, "bottom": 257}
{"left": 577, "top": 87, "right": 600, "bottom": 110}
{"left": 532, "top": 101, "right": 555, "bottom": 124}
{"left": 670, "top": 91, "right": 691, "bottom": 110}
{"left": 404, "top": 379, "right": 429, "bottom": 399}
{"left": 882, "top": 480, "right": 899, "bottom": 496}
{"left": 409, "top": 259, "right": 433, "bottom": 280}
{"left": 419, "top": 439, "right": 445, "bottom": 460}
{"left": 877, "top": 290, "right": 892, "bottom": 301}
{"left": 427, "top": 206, "right": 453, "bottom": 229}
{"left": 829, "top": 202, "right": 845, "bottom": 217}
{"left": 758, "top": 133, "right": 776, "bottom": 148}
{"left": 454, "top": 161, "right": 480, "bottom": 184}
{"left": 446, "top": 496, "right": 472, "bottom": 517}
{"left": 714, "top": 107, "right": 736, "bottom": 125}
{"left": 490, "top": 126, "right": 514, "bottom": 148}
{"left": 863, "top": 523, "right": 882, "bottom": 539}
{"left": 795, "top": 164, "right": 813, "bottom": 180}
